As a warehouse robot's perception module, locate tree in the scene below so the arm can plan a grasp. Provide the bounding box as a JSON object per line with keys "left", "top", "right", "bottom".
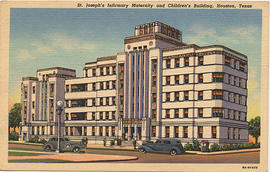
{"left": 9, "top": 103, "right": 22, "bottom": 132}
{"left": 249, "top": 116, "right": 260, "bottom": 144}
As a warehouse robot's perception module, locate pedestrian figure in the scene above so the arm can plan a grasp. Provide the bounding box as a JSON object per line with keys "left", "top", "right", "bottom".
{"left": 103, "top": 137, "right": 107, "bottom": 147}
{"left": 132, "top": 138, "right": 137, "bottom": 150}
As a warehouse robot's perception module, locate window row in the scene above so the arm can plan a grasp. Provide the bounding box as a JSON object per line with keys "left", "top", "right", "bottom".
{"left": 65, "top": 126, "right": 116, "bottom": 137}
{"left": 225, "top": 56, "right": 247, "bottom": 73}
{"left": 66, "top": 81, "right": 116, "bottom": 92}
{"left": 66, "top": 97, "right": 116, "bottom": 107}
{"left": 65, "top": 111, "right": 116, "bottom": 121}
{"left": 164, "top": 56, "right": 203, "bottom": 69}
{"left": 85, "top": 66, "right": 116, "bottom": 77}
{"left": 162, "top": 108, "right": 247, "bottom": 121}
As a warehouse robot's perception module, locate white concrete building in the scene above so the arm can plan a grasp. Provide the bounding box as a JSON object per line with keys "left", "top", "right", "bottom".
{"left": 20, "top": 22, "right": 248, "bottom": 145}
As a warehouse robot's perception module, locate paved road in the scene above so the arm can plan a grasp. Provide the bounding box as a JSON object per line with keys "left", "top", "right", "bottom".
{"left": 9, "top": 144, "right": 259, "bottom": 163}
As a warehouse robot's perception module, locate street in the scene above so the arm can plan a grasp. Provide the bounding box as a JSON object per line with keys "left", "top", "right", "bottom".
{"left": 9, "top": 144, "right": 260, "bottom": 163}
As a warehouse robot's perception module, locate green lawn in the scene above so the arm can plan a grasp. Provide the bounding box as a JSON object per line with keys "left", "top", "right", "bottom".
{"left": 8, "top": 159, "right": 72, "bottom": 163}
{"left": 9, "top": 148, "right": 50, "bottom": 152}
{"left": 8, "top": 151, "right": 50, "bottom": 156}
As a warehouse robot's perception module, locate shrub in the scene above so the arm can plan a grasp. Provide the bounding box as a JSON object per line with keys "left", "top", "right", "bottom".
{"left": 9, "top": 132, "right": 19, "bottom": 141}
{"left": 110, "top": 140, "right": 115, "bottom": 146}
{"left": 220, "top": 144, "right": 230, "bottom": 151}
{"left": 40, "top": 138, "right": 47, "bottom": 144}
{"left": 193, "top": 139, "right": 201, "bottom": 151}
{"left": 210, "top": 143, "right": 219, "bottom": 152}
{"left": 28, "top": 137, "right": 35, "bottom": 143}
{"left": 184, "top": 142, "right": 193, "bottom": 151}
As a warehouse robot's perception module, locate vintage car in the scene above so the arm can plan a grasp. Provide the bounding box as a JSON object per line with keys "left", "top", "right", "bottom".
{"left": 43, "top": 137, "right": 86, "bottom": 152}
{"left": 138, "top": 139, "right": 185, "bottom": 155}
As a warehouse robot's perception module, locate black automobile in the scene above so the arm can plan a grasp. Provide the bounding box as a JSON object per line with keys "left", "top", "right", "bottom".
{"left": 43, "top": 137, "right": 86, "bottom": 152}
{"left": 138, "top": 139, "right": 185, "bottom": 155}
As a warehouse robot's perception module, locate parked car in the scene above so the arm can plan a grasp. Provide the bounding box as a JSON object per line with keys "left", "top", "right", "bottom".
{"left": 138, "top": 139, "right": 185, "bottom": 155}
{"left": 43, "top": 137, "right": 86, "bottom": 152}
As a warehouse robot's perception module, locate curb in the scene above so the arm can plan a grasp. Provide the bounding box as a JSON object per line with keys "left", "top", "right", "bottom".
{"left": 86, "top": 147, "right": 136, "bottom": 151}
{"left": 186, "top": 148, "right": 260, "bottom": 155}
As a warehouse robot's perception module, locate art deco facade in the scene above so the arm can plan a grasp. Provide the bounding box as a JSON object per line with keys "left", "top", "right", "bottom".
{"left": 20, "top": 22, "right": 248, "bottom": 145}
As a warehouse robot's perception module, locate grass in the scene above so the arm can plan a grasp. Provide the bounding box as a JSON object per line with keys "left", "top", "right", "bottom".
{"left": 8, "top": 159, "right": 72, "bottom": 163}
{"left": 9, "top": 148, "right": 49, "bottom": 152}
{"left": 8, "top": 151, "right": 50, "bottom": 156}
{"left": 9, "top": 141, "right": 43, "bottom": 146}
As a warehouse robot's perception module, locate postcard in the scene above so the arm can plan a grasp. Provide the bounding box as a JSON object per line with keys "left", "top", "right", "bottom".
{"left": 0, "top": 1, "right": 268, "bottom": 171}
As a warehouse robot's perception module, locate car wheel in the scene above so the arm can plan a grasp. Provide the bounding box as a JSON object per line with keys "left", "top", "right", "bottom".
{"left": 170, "top": 149, "right": 177, "bottom": 156}
{"left": 73, "top": 147, "right": 80, "bottom": 153}
{"left": 139, "top": 148, "right": 146, "bottom": 153}
{"left": 45, "top": 145, "right": 51, "bottom": 151}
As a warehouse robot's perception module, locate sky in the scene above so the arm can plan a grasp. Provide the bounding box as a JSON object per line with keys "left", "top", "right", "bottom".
{"left": 9, "top": 9, "right": 262, "bottom": 120}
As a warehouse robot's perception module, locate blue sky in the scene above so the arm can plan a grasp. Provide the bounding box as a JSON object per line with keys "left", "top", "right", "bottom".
{"left": 9, "top": 9, "right": 262, "bottom": 119}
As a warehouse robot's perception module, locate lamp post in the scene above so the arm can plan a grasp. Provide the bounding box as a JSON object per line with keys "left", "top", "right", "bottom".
{"left": 56, "top": 100, "right": 64, "bottom": 153}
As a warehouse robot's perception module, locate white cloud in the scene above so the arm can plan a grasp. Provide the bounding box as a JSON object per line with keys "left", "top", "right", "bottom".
{"left": 16, "top": 49, "right": 35, "bottom": 60}
{"left": 227, "top": 26, "right": 258, "bottom": 36}
{"left": 45, "top": 32, "right": 97, "bottom": 51}
{"left": 31, "top": 41, "right": 54, "bottom": 53}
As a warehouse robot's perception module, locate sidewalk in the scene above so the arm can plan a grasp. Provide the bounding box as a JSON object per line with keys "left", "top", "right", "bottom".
{"left": 186, "top": 148, "right": 260, "bottom": 155}
{"left": 8, "top": 150, "right": 138, "bottom": 162}
{"left": 86, "top": 144, "right": 135, "bottom": 151}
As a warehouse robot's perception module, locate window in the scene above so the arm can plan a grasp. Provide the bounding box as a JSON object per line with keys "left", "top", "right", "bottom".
{"left": 212, "top": 90, "right": 223, "bottom": 100}
{"left": 112, "top": 97, "right": 116, "bottom": 105}
{"left": 165, "top": 126, "right": 170, "bottom": 138}
{"left": 166, "top": 76, "right": 170, "bottom": 85}
{"left": 184, "top": 91, "right": 189, "bottom": 100}
{"left": 233, "top": 128, "right": 236, "bottom": 139}
{"left": 92, "top": 83, "right": 96, "bottom": 91}
{"left": 152, "top": 126, "right": 156, "bottom": 137}
{"left": 198, "top": 74, "right": 203, "bottom": 83}
{"left": 120, "top": 96, "right": 124, "bottom": 104}
{"left": 228, "top": 75, "right": 231, "bottom": 85}
{"left": 32, "top": 101, "right": 35, "bottom": 109}
{"left": 50, "top": 126, "right": 53, "bottom": 135}
{"left": 92, "top": 98, "right": 96, "bottom": 106}
{"left": 32, "top": 86, "right": 35, "bottom": 94}
{"left": 120, "top": 80, "right": 124, "bottom": 88}
{"left": 184, "top": 74, "right": 189, "bottom": 84}
{"left": 112, "top": 66, "right": 116, "bottom": 74}
{"left": 227, "top": 128, "right": 230, "bottom": 139}
{"left": 112, "top": 126, "right": 115, "bottom": 136}
{"left": 106, "top": 67, "right": 110, "bottom": 75}
{"left": 71, "top": 99, "right": 87, "bottom": 107}
{"left": 92, "top": 126, "right": 95, "bottom": 136}
{"left": 175, "top": 58, "right": 180, "bottom": 67}
{"left": 212, "top": 126, "right": 217, "bottom": 138}
{"left": 84, "top": 127, "right": 87, "bottom": 136}
{"left": 152, "top": 93, "right": 157, "bottom": 102}
{"left": 106, "top": 97, "right": 109, "bottom": 105}
{"left": 238, "top": 129, "right": 240, "bottom": 139}
{"left": 175, "top": 75, "right": 179, "bottom": 84}
{"left": 112, "top": 81, "right": 116, "bottom": 89}
{"left": 85, "top": 69, "right": 88, "bottom": 77}
{"left": 184, "top": 57, "right": 189, "bottom": 66}
{"left": 152, "top": 76, "right": 157, "bottom": 86}
{"left": 198, "top": 108, "right": 203, "bottom": 117}
{"left": 183, "top": 126, "right": 188, "bottom": 138}
{"left": 175, "top": 92, "right": 179, "bottom": 101}
{"left": 106, "top": 112, "right": 109, "bottom": 120}
{"left": 152, "top": 109, "right": 156, "bottom": 119}
{"left": 100, "top": 98, "right": 103, "bottom": 106}
{"left": 32, "top": 127, "right": 34, "bottom": 135}
{"left": 100, "top": 112, "right": 103, "bottom": 120}
{"left": 32, "top": 113, "right": 35, "bottom": 121}
{"left": 213, "top": 73, "right": 224, "bottom": 82}
{"left": 198, "top": 126, "right": 203, "bottom": 138}
{"left": 198, "top": 91, "right": 203, "bottom": 100}
{"left": 184, "top": 108, "right": 188, "bottom": 118}
{"left": 166, "top": 93, "right": 170, "bottom": 102}
{"left": 174, "top": 109, "right": 179, "bottom": 118}
{"left": 71, "top": 84, "right": 87, "bottom": 92}
{"left": 99, "top": 127, "right": 103, "bottom": 136}
{"left": 66, "top": 85, "right": 69, "bottom": 92}
{"left": 166, "top": 109, "right": 170, "bottom": 118}
{"left": 106, "top": 81, "right": 110, "bottom": 89}
{"left": 212, "top": 108, "right": 224, "bottom": 117}
{"left": 166, "top": 59, "right": 171, "bottom": 68}
{"left": 100, "top": 82, "right": 104, "bottom": 90}
{"left": 92, "top": 112, "right": 95, "bottom": 120}
{"left": 239, "top": 62, "right": 246, "bottom": 72}
{"left": 92, "top": 68, "right": 96, "bottom": 76}
{"left": 225, "top": 56, "right": 231, "bottom": 66}
{"left": 71, "top": 113, "right": 87, "bottom": 120}
{"left": 112, "top": 111, "right": 116, "bottom": 119}
{"left": 65, "top": 127, "right": 68, "bottom": 136}
{"left": 100, "top": 67, "right": 104, "bottom": 76}
{"left": 66, "top": 113, "right": 69, "bottom": 120}
{"left": 198, "top": 56, "right": 204, "bottom": 65}
{"left": 174, "top": 126, "right": 179, "bottom": 138}
{"left": 105, "top": 126, "right": 109, "bottom": 136}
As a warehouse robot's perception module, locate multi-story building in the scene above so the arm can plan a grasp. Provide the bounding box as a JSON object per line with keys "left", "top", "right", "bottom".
{"left": 20, "top": 22, "right": 248, "bottom": 145}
